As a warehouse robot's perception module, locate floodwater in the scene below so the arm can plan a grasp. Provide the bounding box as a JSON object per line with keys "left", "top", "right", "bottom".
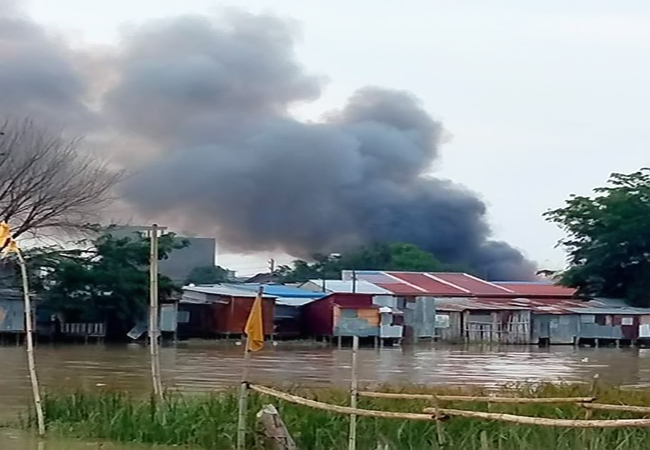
{"left": 2, "top": 343, "right": 650, "bottom": 448}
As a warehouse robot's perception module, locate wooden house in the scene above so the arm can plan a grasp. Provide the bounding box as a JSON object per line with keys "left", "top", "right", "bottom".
{"left": 178, "top": 285, "right": 275, "bottom": 338}
{"left": 302, "top": 292, "right": 380, "bottom": 341}
{"left": 226, "top": 284, "right": 324, "bottom": 338}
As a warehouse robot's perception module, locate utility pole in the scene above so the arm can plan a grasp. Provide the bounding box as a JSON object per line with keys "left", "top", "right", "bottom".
{"left": 147, "top": 224, "right": 167, "bottom": 400}
{"left": 352, "top": 269, "right": 357, "bottom": 294}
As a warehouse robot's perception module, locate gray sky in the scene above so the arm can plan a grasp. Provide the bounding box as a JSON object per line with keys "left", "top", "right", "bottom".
{"left": 23, "top": 0, "right": 650, "bottom": 274}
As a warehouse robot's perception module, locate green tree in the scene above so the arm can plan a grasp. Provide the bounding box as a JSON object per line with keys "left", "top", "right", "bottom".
{"left": 278, "top": 242, "right": 464, "bottom": 283}
{"left": 186, "top": 265, "right": 232, "bottom": 285}
{"left": 545, "top": 169, "right": 650, "bottom": 306}
{"left": 29, "top": 231, "right": 187, "bottom": 336}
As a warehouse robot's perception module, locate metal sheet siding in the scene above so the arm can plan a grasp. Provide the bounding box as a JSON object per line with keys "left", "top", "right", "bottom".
{"left": 533, "top": 314, "right": 579, "bottom": 344}
{"left": 160, "top": 304, "right": 177, "bottom": 332}
{"left": 334, "top": 306, "right": 380, "bottom": 337}
{"left": 435, "top": 311, "right": 463, "bottom": 342}
{"left": 413, "top": 296, "right": 436, "bottom": 338}
{"left": 0, "top": 300, "right": 24, "bottom": 332}
{"left": 220, "top": 296, "right": 274, "bottom": 335}
{"left": 301, "top": 296, "right": 334, "bottom": 336}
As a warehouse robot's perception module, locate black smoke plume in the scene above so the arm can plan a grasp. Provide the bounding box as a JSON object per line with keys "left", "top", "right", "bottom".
{"left": 0, "top": 5, "right": 535, "bottom": 280}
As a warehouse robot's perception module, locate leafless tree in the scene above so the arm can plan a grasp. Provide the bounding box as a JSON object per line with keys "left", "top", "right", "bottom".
{"left": 0, "top": 118, "right": 122, "bottom": 239}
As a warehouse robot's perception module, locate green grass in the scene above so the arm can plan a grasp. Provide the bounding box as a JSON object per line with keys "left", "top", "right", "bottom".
{"left": 29, "top": 383, "right": 650, "bottom": 449}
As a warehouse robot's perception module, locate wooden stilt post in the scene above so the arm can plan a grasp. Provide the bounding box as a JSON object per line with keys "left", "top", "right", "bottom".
{"left": 237, "top": 336, "right": 252, "bottom": 450}
{"left": 148, "top": 224, "right": 165, "bottom": 400}
{"left": 348, "top": 335, "right": 359, "bottom": 450}
{"left": 16, "top": 250, "right": 45, "bottom": 436}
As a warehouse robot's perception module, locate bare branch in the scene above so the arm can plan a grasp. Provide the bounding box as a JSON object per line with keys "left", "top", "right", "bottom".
{"left": 0, "top": 118, "right": 123, "bottom": 240}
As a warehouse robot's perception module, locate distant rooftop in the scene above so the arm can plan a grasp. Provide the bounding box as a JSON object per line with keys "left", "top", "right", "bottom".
{"left": 345, "top": 271, "right": 515, "bottom": 297}
{"left": 305, "top": 279, "right": 392, "bottom": 295}
{"left": 494, "top": 281, "right": 576, "bottom": 297}
{"left": 183, "top": 284, "right": 275, "bottom": 298}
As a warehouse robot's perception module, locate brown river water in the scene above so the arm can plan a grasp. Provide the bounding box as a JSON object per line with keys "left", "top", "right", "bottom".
{"left": 2, "top": 343, "right": 650, "bottom": 448}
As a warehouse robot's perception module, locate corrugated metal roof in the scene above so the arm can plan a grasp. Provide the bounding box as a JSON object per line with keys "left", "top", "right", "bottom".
{"left": 435, "top": 296, "right": 650, "bottom": 315}
{"left": 183, "top": 284, "right": 276, "bottom": 298}
{"left": 495, "top": 281, "right": 576, "bottom": 297}
{"left": 274, "top": 297, "right": 319, "bottom": 307}
{"left": 306, "top": 280, "right": 392, "bottom": 294}
{"left": 434, "top": 273, "right": 515, "bottom": 295}
{"left": 352, "top": 271, "right": 519, "bottom": 297}
{"left": 436, "top": 298, "right": 531, "bottom": 312}
{"left": 388, "top": 272, "right": 465, "bottom": 295}
{"left": 225, "top": 283, "right": 324, "bottom": 299}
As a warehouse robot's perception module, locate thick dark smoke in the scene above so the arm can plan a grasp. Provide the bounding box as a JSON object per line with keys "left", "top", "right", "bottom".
{"left": 0, "top": 4, "right": 536, "bottom": 280}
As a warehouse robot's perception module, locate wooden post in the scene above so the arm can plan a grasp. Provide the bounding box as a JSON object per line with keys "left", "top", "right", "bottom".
{"left": 433, "top": 398, "right": 444, "bottom": 446}
{"left": 149, "top": 224, "right": 165, "bottom": 400}
{"left": 348, "top": 335, "right": 359, "bottom": 450}
{"left": 257, "top": 404, "right": 298, "bottom": 450}
{"left": 16, "top": 250, "right": 45, "bottom": 436}
{"left": 237, "top": 336, "right": 252, "bottom": 450}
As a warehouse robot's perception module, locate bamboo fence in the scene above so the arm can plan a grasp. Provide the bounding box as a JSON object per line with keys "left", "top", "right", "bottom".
{"left": 249, "top": 385, "right": 444, "bottom": 421}
{"left": 421, "top": 407, "right": 650, "bottom": 428}
{"left": 249, "top": 384, "right": 650, "bottom": 429}
{"left": 358, "top": 391, "right": 597, "bottom": 404}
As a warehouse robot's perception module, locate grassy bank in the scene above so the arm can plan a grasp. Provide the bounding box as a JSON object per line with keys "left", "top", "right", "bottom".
{"left": 32, "top": 383, "right": 650, "bottom": 449}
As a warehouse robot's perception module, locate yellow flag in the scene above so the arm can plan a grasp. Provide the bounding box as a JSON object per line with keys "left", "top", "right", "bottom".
{"left": 2, "top": 238, "right": 19, "bottom": 257}
{"left": 244, "top": 290, "right": 264, "bottom": 352}
{"left": 0, "top": 222, "right": 10, "bottom": 248}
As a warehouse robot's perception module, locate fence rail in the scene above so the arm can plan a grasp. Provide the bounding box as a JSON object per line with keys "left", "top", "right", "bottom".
{"left": 358, "top": 391, "right": 597, "bottom": 404}
{"left": 250, "top": 384, "right": 650, "bottom": 429}
{"left": 61, "top": 322, "right": 106, "bottom": 337}
{"left": 249, "top": 385, "right": 444, "bottom": 421}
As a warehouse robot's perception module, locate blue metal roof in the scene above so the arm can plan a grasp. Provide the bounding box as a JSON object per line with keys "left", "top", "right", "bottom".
{"left": 225, "top": 283, "right": 325, "bottom": 299}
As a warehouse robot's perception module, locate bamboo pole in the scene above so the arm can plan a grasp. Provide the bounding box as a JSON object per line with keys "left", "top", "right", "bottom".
{"left": 16, "top": 250, "right": 45, "bottom": 436}
{"left": 348, "top": 335, "right": 359, "bottom": 450}
{"left": 579, "top": 403, "right": 650, "bottom": 414}
{"left": 422, "top": 407, "right": 650, "bottom": 428}
{"left": 249, "top": 384, "right": 445, "bottom": 421}
{"left": 237, "top": 336, "right": 252, "bottom": 450}
{"left": 148, "top": 224, "right": 163, "bottom": 400}
{"left": 359, "top": 391, "right": 596, "bottom": 404}
{"left": 433, "top": 397, "right": 444, "bottom": 445}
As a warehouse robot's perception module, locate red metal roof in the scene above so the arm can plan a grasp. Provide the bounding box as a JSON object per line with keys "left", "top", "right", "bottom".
{"left": 433, "top": 273, "right": 514, "bottom": 296}
{"left": 495, "top": 282, "right": 576, "bottom": 297}
{"left": 387, "top": 272, "right": 466, "bottom": 295}
{"left": 372, "top": 282, "right": 425, "bottom": 295}
{"left": 352, "top": 271, "right": 577, "bottom": 299}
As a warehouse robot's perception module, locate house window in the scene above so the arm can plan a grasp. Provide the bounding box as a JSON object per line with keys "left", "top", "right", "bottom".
{"left": 435, "top": 314, "right": 450, "bottom": 328}
{"left": 621, "top": 317, "right": 634, "bottom": 326}
{"left": 341, "top": 309, "right": 358, "bottom": 319}
{"left": 177, "top": 311, "right": 190, "bottom": 323}
{"left": 391, "top": 315, "right": 404, "bottom": 326}
{"left": 580, "top": 314, "right": 595, "bottom": 324}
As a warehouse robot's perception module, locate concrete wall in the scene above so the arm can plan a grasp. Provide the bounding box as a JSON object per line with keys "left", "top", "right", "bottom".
{"left": 159, "top": 237, "right": 216, "bottom": 283}
{"left": 106, "top": 226, "right": 216, "bottom": 283}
